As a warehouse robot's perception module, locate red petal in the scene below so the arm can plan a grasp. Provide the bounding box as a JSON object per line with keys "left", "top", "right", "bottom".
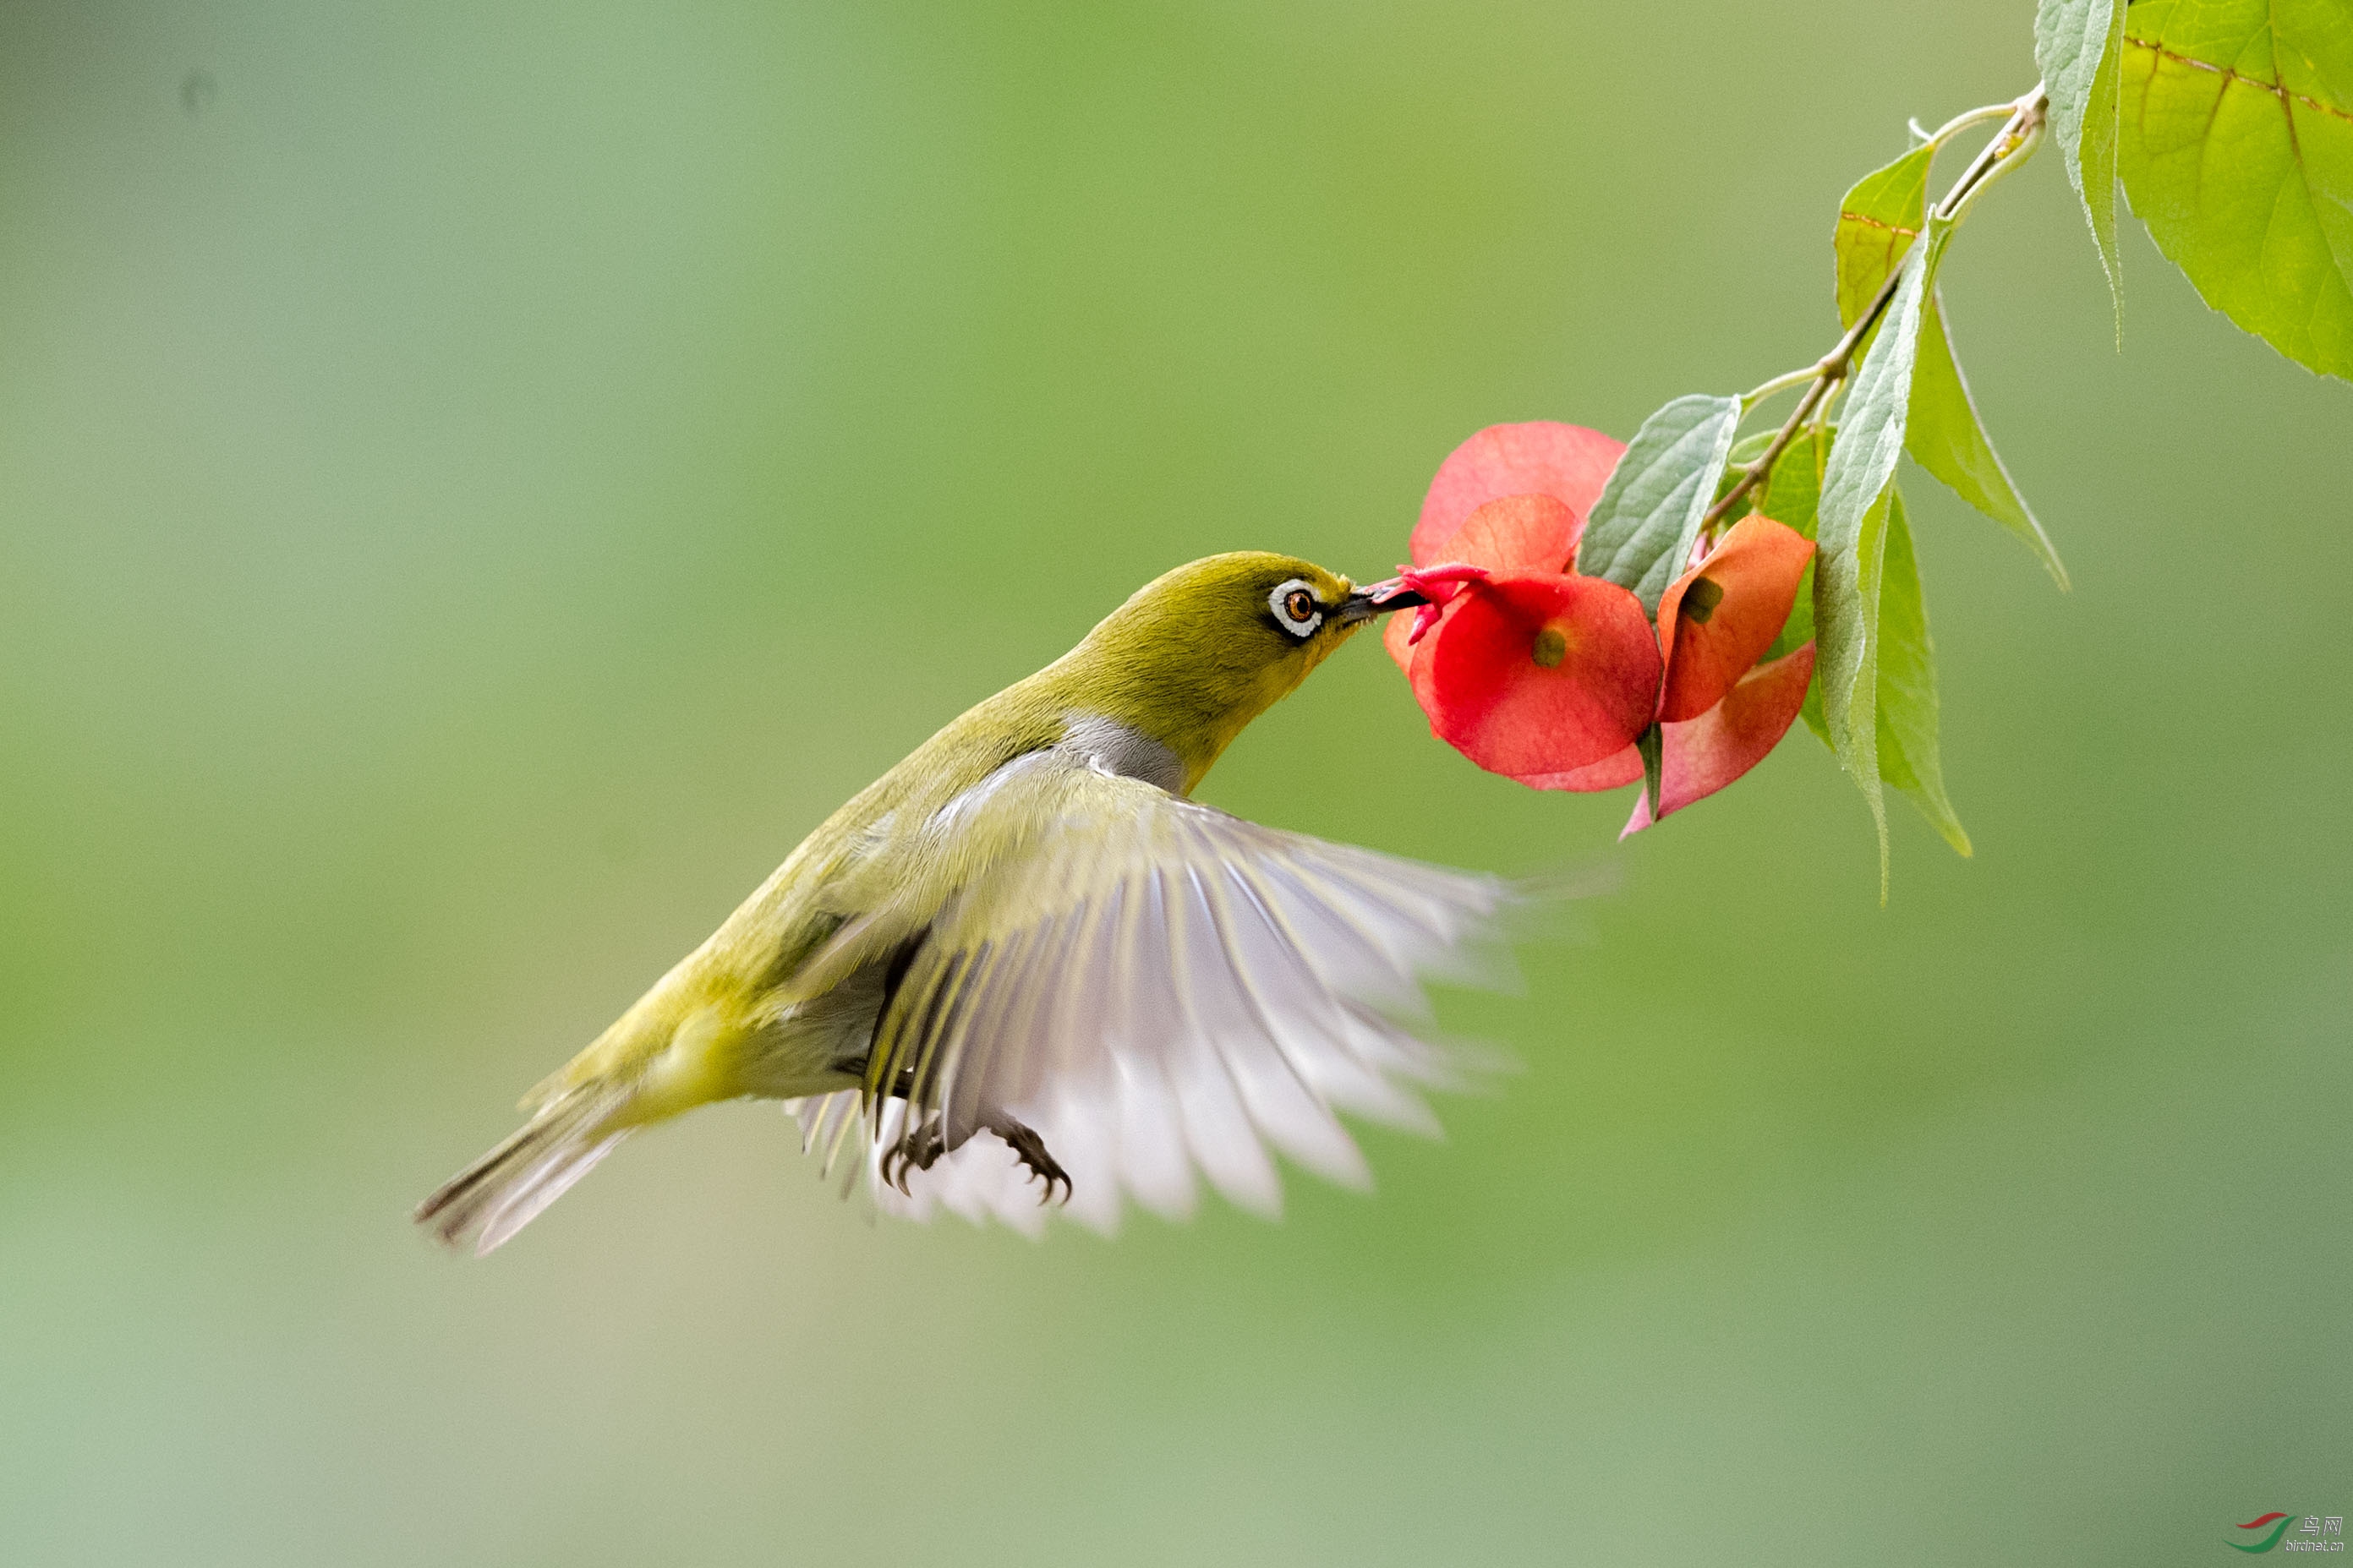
{"left": 1445, "top": 494, "right": 1582, "bottom": 574}
{"left": 1383, "top": 606, "right": 1418, "bottom": 670}
{"left": 1622, "top": 642, "right": 1815, "bottom": 835}
{"left": 1385, "top": 599, "right": 1437, "bottom": 672}
{"left": 1414, "top": 571, "right": 1662, "bottom": 778}
{"left": 1655, "top": 514, "right": 1814, "bottom": 724}
{"left": 1522, "top": 744, "right": 1642, "bottom": 792}
{"left": 1413, "top": 423, "right": 1626, "bottom": 565}
{"left": 1382, "top": 498, "right": 1574, "bottom": 672}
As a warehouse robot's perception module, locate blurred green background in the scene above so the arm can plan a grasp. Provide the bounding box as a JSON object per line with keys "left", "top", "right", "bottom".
{"left": 2, "top": 3, "right": 2345, "bottom": 1563}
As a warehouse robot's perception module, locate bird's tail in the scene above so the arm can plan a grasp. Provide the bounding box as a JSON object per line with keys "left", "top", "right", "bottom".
{"left": 413, "top": 1084, "right": 633, "bottom": 1255}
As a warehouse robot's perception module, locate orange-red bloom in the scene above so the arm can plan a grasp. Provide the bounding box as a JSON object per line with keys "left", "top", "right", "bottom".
{"left": 1394, "top": 422, "right": 1820, "bottom": 830}
{"left": 1410, "top": 421, "right": 1625, "bottom": 565}
{"left": 1412, "top": 569, "right": 1662, "bottom": 777}
{"left": 1621, "top": 645, "right": 1816, "bottom": 832}
{"left": 1386, "top": 423, "right": 1620, "bottom": 673}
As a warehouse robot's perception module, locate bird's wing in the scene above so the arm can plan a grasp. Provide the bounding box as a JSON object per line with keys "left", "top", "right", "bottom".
{"left": 789, "top": 746, "right": 1516, "bottom": 1235}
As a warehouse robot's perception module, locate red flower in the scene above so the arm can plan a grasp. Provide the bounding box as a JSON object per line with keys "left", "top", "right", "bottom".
{"left": 1654, "top": 514, "right": 1816, "bottom": 723}
{"left": 1409, "top": 419, "right": 1626, "bottom": 565}
{"left": 1411, "top": 568, "right": 1662, "bottom": 776}
{"left": 1620, "top": 644, "right": 1816, "bottom": 833}
{"left": 1393, "top": 423, "right": 1819, "bottom": 830}
{"left": 1385, "top": 422, "right": 1623, "bottom": 673}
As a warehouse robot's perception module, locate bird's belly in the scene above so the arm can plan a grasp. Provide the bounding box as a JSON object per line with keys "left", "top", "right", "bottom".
{"left": 730, "top": 963, "right": 889, "bottom": 1102}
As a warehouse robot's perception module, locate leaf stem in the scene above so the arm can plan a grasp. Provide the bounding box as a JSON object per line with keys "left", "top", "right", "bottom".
{"left": 1739, "top": 363, "right": 1820, "bottom": 412}
{"left": 1919, "top": 100, "right": 2018, "bottom": 150}
{"left": 1699, "top": 84, "right": 2049, "bottom": 534}
{"left": 1932, "top": 83, "right": 2046, "bottom": 224}
{"left": 1809, "top": 377, "right": 1839, "bottom": 446}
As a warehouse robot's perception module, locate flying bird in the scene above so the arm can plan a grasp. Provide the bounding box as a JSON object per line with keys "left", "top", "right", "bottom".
{"left": 415, "top": 553, "right": 1515, "bottom": 1252}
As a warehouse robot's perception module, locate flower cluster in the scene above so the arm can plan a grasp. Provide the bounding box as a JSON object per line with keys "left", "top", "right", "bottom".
{"left": 1386, "top": 422, "right": 1816, "bottom": 834}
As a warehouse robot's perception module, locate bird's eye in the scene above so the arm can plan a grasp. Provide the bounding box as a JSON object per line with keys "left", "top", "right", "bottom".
{"left": 1268, "top": 579, "right": 1324, "bottom": 639}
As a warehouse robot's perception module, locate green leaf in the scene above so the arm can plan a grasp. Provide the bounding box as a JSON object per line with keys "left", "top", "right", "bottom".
{"left": 1907, "top": 290, "right": 2071, "bottom": 587}
{"left": 1829, "top": 131, "right": 2064, "bottom": 579}
{"left": 1873, "top": 487, "right": 1971, "bottom": 857}
{"left": 1773, "top": 556, "right": 1819, "bottom": 663}
{"left": 2118, "top": 0, "right": 2353, "bottom": 380}
{"left": 1759, "top": 425, "right": 1830, "bottom": 543}
{"left": 1783, "top": 412, "right": 1838, "bottom": 748}
{"left": 1816, "top": 223, "right": 1948, "bottom": 899}
{"left": 2038, "top": 0, "right": 2128, "bottom": 324}
{"left": 1835, "top": 142, "right": 1935, "bottom": 329}
{"left": 1759, "top": 426, "right": 1830, "bottom": 664}
{"left": 1819, "top": 220, "right": 1947, "bottom": 579}
{"left": 1716, "top": 429, "right": 1775, "bottom": 504}
{"left": 1798, "top": 663, "right": 1830, "bottom": 749}
{"left": 1575, "top": 393, "right": 1743, "bottom": 615}
{"left": 1815, "top": 484, "right": 1893, "bottom": 899}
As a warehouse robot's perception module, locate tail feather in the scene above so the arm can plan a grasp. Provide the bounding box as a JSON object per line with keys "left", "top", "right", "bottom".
{"left": 414, "top": 1088, "right": 632, "bottom": 1256}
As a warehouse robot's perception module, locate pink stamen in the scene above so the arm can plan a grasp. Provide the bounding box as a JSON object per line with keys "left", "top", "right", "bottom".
{"left": 1393, "top": 561, "right": 1490, "bottom": 645}
{"left": 1400, "top": 561, "right": 1491, "bottom": 595}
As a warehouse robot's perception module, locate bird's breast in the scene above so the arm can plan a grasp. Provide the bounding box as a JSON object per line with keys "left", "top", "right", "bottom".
{"left": 1053, "top": 713, "right": 1185, "bottom": 794}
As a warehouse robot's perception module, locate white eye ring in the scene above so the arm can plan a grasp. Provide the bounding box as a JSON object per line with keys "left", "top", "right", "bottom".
{"left": 1268, "top": 578, "right": 1324, "bottom": 639}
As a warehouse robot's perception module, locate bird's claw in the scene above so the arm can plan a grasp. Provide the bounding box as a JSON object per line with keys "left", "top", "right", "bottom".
{"left": 994, "top": 1120, "right": 1071, "bottom": 1207}
{"left": 882, "top": 1112, "right": 1070, "bottom": 1207}
{"left": 880, "top": 1116, "right": 944, "bottom": 1195}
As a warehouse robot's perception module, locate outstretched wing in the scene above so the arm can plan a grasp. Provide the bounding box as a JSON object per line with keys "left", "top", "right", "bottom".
{"left": 791, "top": 748, "right": 1516, "bottom": 1235}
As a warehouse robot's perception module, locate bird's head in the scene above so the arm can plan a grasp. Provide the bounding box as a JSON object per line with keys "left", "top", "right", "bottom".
{"left": 1038, "top": 551, "right": 1415, "bottom": 793}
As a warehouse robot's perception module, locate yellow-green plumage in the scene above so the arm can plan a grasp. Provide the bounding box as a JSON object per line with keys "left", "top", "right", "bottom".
{"left": 418, "top": 552, "right": 1509, "bottom": 1251}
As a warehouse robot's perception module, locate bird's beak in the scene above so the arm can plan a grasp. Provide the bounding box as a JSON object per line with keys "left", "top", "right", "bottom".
{"left": 1335, "top": 577, "right": 1431, "bottom": 626}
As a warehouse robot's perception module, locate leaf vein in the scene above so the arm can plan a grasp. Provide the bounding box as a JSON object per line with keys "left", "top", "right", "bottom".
{"left": 1837, "top": 213, "right": 1921, "bottom": 239}
{"left": 2122, "top": 35, "right": 2353, "bottom": 129}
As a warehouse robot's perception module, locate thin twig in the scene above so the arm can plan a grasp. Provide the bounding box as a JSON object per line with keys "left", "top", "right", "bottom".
{"left": 1699, "top": 84, "right": 2048, "bottom": 533}
{"left": 1698, "top": 282, "right": 1894, "bottom": 531}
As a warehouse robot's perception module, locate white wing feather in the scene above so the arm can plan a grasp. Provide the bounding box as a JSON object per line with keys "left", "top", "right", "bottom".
{"left": 789, "top": 750, "right": 1513, "bottom": 1234}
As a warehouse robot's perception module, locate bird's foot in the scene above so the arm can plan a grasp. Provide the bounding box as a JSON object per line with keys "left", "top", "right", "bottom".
{"left": 989, "top": 1117, "right": 1071, "bottom": 1207}
{"left": 880, "top": 1116, "right": 944, "bottom": 1195}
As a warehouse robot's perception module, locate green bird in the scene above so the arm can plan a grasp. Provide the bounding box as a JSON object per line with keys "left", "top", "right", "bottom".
{"left": 415, "top": 552, "right": 1509, "bottom": 1251}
